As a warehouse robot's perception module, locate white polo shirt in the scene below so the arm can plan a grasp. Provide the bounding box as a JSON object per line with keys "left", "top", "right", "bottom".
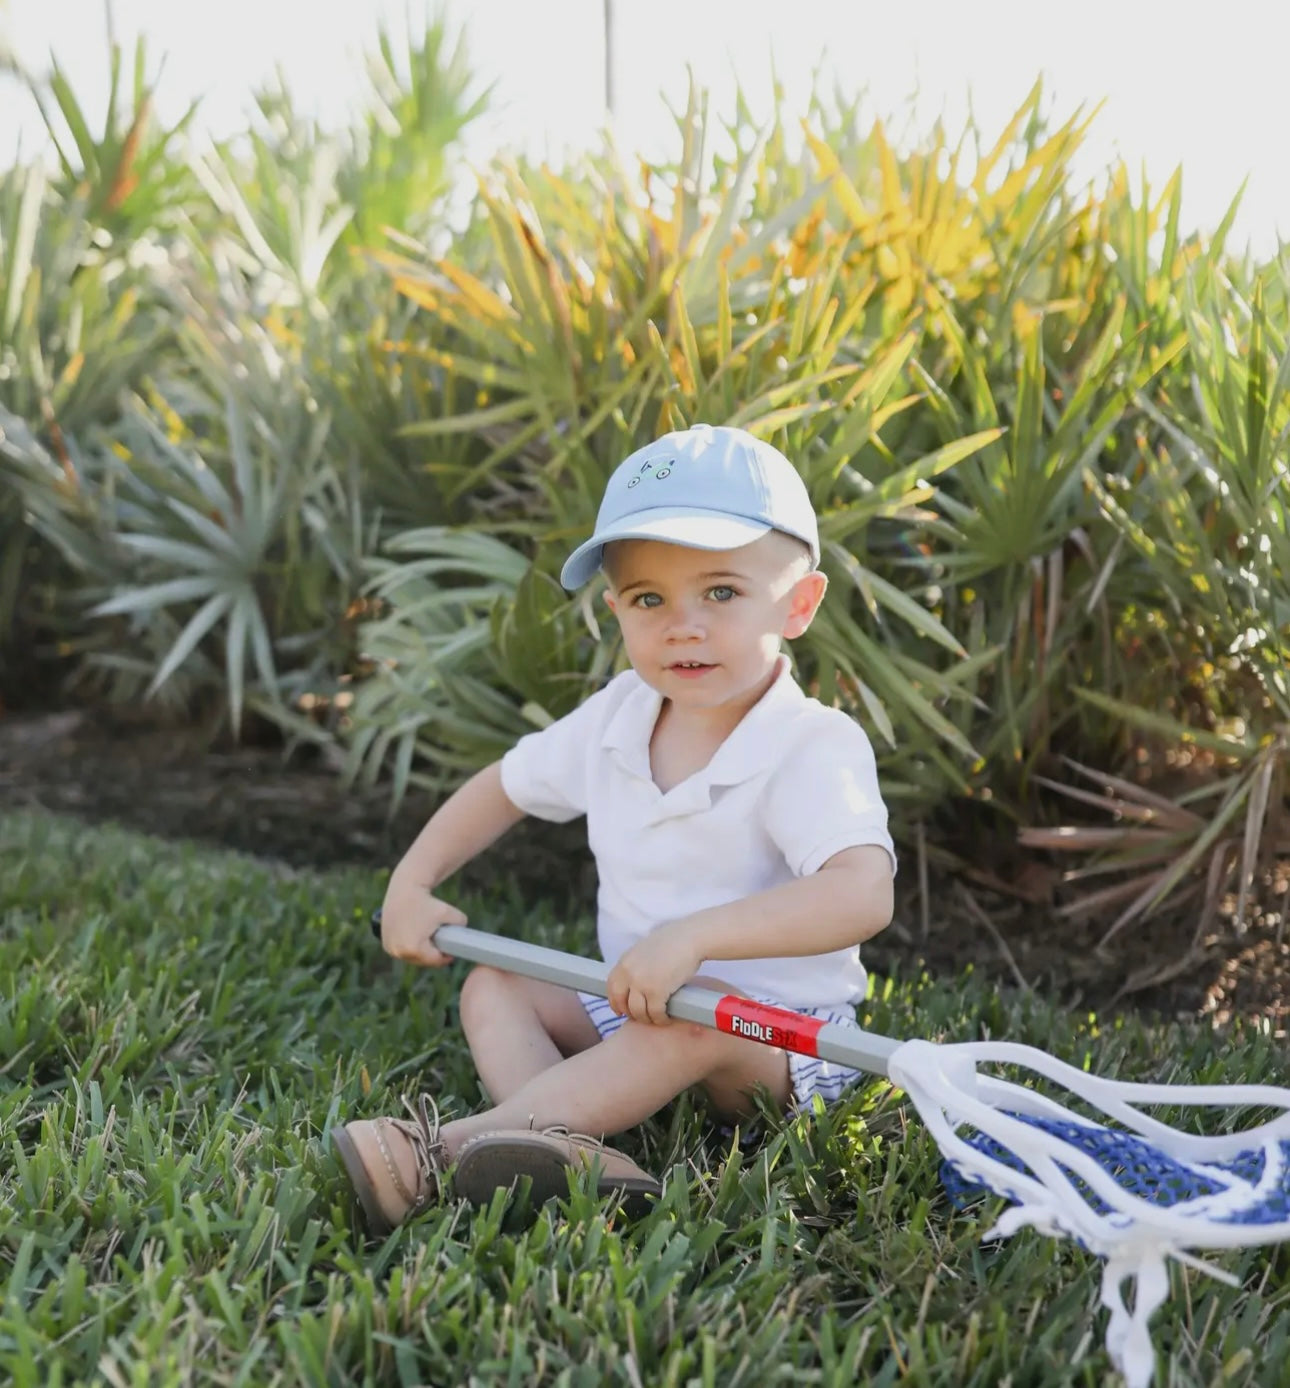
{"left": 499, "top": 655, "right": 895, "bottom": 1008}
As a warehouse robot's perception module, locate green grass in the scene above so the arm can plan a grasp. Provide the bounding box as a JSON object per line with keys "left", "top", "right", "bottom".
{"left": 1, "top": 809, "right": 1287, "bottom": 1387}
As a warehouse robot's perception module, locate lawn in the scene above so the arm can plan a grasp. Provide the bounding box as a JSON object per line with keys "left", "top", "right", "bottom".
{"left": 2, "top": 808, "right": 1287, "bottom": 1386}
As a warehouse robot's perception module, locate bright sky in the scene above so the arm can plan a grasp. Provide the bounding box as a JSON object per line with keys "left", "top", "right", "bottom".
{"left": 2, "top": 0, "right": 1287, "bottom": 257}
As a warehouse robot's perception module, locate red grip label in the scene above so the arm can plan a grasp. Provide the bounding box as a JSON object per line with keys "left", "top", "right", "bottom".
{"left": 714, "top": 997, "right": 823, "bottom": 1057}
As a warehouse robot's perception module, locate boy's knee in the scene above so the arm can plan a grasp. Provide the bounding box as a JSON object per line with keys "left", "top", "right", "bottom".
{"left": 677, "top": 1019, "right": 723, "bottom": 1048}
{"left": 458, "top": 964, "right": 511, "bottom": 1030}
{"left": 622, "top": 1016, "right": 725, "bottom": 1051}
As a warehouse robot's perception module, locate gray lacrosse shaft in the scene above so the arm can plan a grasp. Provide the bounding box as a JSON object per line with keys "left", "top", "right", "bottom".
{"left": 433, "top": 924, "right": 901, "bottom": 1076}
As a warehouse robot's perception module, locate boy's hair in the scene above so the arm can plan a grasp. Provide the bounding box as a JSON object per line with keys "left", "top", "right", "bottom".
{"left": 601, "top": 528, "right": 816, "bottom": 587}
{"left": 771, "top": 532, "right": 817, "bottom": 577}
{"left": 561, "top": 424, "right": 819, "bottom": 591}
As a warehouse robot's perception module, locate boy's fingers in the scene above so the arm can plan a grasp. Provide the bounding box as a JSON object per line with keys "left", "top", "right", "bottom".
{"left": 645, "top": 990, "right": 672, "bottom": 1024}
{"left": 609, "top": 977, "right": 671, "bottom": 1024}
{"left": 371, "top": 904, "right": 467, "bottom": 946}
{"left": 377, "top": 916, "right": 463, "bottom": 966}
{"left": 626, "top": 987, "right": 667, "bottom": 1024}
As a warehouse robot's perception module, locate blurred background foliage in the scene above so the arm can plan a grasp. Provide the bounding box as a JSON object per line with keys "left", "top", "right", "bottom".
{"left": 1, "top": 19, "right": 1287, "bottom": 967}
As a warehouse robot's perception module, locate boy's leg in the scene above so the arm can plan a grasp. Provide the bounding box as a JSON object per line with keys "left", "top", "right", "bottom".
{"left": 332, "top": 965, "right": 600, "bottom": 1230}
{"left": 440, "top": 986, "right": 791, "bottom": 1157}
{"left": 458, "top": 965, "right": 601, "bottom": 1101}
{"left": 443, "top": 994, "right": 792, "bottom": 1209}
{"left": 335, "top": 972, "right": 789, "bottom": 1224}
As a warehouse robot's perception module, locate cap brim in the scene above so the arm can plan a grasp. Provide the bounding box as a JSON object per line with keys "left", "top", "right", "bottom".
{"left": 559, "top": 509, "right": 773, "bottom": 590}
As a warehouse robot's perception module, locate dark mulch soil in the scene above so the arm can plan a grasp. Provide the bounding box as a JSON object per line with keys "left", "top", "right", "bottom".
{"left": 2, "top": 706, "right": 1285, "bottom": 1036}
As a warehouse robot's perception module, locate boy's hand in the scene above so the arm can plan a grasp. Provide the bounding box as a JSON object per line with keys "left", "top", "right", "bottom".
{"left": 379, "top": 874, "right": 467, "bottom": 966}
{"left": 607, "top": 923, "right": 700, "bottom": 1024}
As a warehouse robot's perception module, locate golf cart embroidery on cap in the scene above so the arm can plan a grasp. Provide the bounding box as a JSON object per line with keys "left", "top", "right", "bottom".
{"left": 626, "top": 457, "right": 674, "bottom": 487}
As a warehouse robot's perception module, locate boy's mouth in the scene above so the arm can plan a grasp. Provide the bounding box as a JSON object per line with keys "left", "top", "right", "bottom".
{"left": 668, "top": 660, "right": 716, "bottom": 678}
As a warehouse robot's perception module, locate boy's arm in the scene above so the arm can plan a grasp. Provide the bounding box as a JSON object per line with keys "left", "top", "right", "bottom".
{"left": 396, "top": 761, "right": 526, "bottom": 887}
{"left": 381, "top": 761, "right": 526, "bottom": 965}
{"left": 606, "top": 845, "right": 893, "bottom": 1021}
{"left": 385, "top": 673, "right": 611, "bottom": 963}
{"left": 683, "top": 844, "right": 893, "bottom": 961}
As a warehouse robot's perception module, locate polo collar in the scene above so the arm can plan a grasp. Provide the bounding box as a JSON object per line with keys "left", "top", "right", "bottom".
{"left": 601, "top": 655, "right": 803, "bottom": 797}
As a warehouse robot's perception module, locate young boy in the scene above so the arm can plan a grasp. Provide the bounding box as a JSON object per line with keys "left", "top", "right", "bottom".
{"left": 331, "top": 424, "right": 895, "bottom": 1233}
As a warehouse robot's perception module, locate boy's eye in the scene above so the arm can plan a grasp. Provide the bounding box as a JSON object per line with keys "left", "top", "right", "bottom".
{"left": 707, "top": 585, "right": 737, "bottom": 602}
{"left": 632, "top": 592, "right": 663, "bottom": 608}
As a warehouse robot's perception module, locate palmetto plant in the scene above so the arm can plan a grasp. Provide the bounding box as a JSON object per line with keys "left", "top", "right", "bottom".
{"left": 6, "top": 26, "right": 1287, "bottom": 943}
{"left": 344, "top": 529, "right": 602, "bottom": 805}
{"left": 3, "top": 16, "right": 486, "bottom": 722}
{"left": 0, "top": 406, "right": 115, "bottom": 655}
{"left": 1017, "top": 275, "right": 1290, "bottom": 968}
{"left": 340, "top": 18, "right": 490, "bottom": 253}
{"left": 348, "top": 86, "right": 1205, "bottom": 817}
{"left": 191, "top": 113, "right": 355, "bottom": 313}
{"left": 0, "top": 161, "right": 169, "bottom": 433}
{"left": 31, "top": 36, "right": 200, "bottom": 241}
{"left": 0, "top": 36, "right": 197, "bottom": 670}
{"left": 348, "top": 89, "right": 1021, "bottom": 806}
{"left": 84, "top": 331, "right": 369, "bottom": 732}
{"left": 334, "top": 80, "right": 1290, "bottom": 941}
{"left": 1020, "top": 721, "right": 1289, "bottom": 996}
{"left": 0, "top": 159, "right": 170, "bottom": 651}
{"left": 190, "top": 18, "right": 487, "bottom": 314}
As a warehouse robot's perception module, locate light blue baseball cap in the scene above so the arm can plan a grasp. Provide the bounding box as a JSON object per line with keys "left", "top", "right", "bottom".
{"left": 560, "top": 424, "right": 820, "bottom": 590}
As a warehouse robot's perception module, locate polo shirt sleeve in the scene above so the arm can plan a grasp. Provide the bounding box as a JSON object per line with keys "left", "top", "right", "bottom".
{"left": 763, "top": 711, "right": 896, "bottom": 877}
{"left": 499, "top": 685, "right": 610, "bottom": 823}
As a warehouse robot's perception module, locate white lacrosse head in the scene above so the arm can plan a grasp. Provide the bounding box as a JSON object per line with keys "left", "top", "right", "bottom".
{"left": 887, "top": 1038, "right": 1290, "bottom": 1388}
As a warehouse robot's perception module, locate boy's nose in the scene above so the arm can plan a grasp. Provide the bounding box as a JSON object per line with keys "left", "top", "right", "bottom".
{"left": 664, "top": 604, "right": 705, "bottom": 640}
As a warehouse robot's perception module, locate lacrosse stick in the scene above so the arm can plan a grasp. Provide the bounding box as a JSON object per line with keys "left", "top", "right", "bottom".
{"left": 369, "top": 914, "right": 1290, "bottom": 1388}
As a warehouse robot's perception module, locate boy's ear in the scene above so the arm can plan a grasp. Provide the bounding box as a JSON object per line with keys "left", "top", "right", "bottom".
{"left": 782, "top": 570, "right": 827, "bottom": 639}
{"left": 603, "top": 589, "right": 617, "bottom": 615}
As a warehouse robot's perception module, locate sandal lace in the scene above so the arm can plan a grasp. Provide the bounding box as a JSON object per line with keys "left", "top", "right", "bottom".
{"left": 383, "top": 1095, "right": 449, "bottom": 1210}
{"left": 538, "top": 1124, "right": 610, "bottom": 1150}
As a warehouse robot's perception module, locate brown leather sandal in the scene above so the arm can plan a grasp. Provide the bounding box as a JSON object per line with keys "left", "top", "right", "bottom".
{"left": 453, "top": 1125, "right": 662, "bottom": 1213}
{"left": 330, "top": 1095, "right": 451, "bottom": 1234}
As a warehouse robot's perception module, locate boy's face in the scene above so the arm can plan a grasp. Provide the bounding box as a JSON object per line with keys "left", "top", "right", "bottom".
{"left": 602, "top": 532, "right": 827, "bottom": 712}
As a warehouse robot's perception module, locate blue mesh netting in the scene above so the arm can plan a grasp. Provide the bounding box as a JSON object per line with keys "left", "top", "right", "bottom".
{"left": 939, "top": 1111, "right": 1290, "bottom": 1228}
